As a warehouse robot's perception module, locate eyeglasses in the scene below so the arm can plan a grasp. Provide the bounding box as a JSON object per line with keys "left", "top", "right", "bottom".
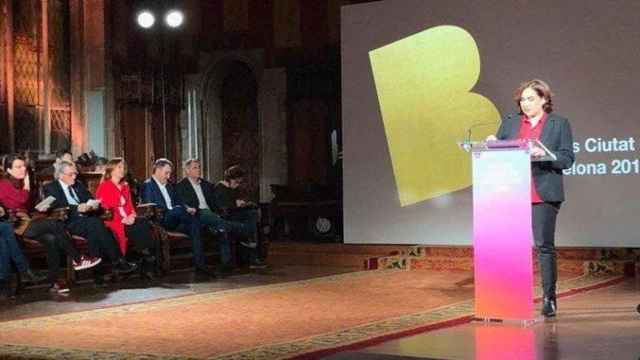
{"left": 63, "top": 172, "right": 78, "bottom": 177}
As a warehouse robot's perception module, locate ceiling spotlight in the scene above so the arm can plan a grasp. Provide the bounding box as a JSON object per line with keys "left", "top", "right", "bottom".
{"left": 165, "top": 9, "right": 184, "bottom": 28}
{"left": 136, "top": 10, "right": 155, "bottom": 29}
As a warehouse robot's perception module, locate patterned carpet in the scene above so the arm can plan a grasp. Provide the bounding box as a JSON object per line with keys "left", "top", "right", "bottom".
{"left": 0, "top": 270, "right": 623, "bottom": 360}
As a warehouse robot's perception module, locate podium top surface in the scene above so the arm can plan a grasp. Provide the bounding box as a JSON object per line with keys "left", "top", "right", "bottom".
{"left": 485, "top": 139, "right": 528, "bottom": 149}
{"left": 458, "top": 139, "right": 557, "bottom": 161}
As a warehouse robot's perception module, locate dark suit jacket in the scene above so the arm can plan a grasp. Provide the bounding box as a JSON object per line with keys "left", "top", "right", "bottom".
{"left": 42, "top": 180, "right": 94, "bottom": 221}
{"left": 175, "top": 178, "right": 220, "bottom": 211}
{"left": 141, "top": 178, "right": 184, "bottom": 211}
{"left": 496, "top": 112, "right": 575, "bottom": 202}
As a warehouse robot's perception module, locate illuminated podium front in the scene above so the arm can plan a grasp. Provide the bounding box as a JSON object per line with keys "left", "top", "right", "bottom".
{"left": 461, "top": 139, "right": 555, "bottom": 324}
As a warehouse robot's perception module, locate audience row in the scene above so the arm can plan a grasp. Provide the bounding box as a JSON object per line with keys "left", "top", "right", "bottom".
{"left": 0, "top": 153, "right": 264, "bottom": 297}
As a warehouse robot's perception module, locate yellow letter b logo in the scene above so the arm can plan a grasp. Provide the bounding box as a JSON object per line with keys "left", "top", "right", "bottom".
{"left": 369, "top": 25, "right": 500, "bottom": 206}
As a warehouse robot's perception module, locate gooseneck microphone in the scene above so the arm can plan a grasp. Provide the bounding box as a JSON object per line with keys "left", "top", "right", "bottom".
{"left": 463, "top": 115, "right": 511, "bottom": 148}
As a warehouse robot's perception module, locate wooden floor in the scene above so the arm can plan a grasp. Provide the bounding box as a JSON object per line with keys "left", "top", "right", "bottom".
{"left": 324, "top": 278, "right": 640, "bottom": 360}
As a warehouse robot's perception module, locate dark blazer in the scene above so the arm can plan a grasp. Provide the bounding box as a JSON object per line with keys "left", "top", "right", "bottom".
{"left": 43, "top": 180, "right": 94, "bottom": 221}
{"left": 175, "top": 178, "right": 220, "bottom": 211}
{"left": 496, "top": 112, "right": 575, "bottom": 202}
{"left": 141, "top": 178, "right": 184, "bottom": 211}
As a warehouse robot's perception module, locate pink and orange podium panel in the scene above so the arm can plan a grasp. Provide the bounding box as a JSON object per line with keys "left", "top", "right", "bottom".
{"left": 471, "top": 143, "right": 535, "bottom": 321}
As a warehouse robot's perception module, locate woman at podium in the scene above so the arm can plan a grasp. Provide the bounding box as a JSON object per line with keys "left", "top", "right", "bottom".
{"left": 487, "top": 79, "right": 575, "bottom": 317}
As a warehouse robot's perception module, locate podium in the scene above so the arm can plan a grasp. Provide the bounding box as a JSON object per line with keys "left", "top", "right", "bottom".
{"left": 461, "top": 139, "right": 555, "bottom": 324}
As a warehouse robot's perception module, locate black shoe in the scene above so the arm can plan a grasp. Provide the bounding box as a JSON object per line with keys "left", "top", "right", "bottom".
{"left": 21, "top": 269, "right": 46, "bottom": 284}
{"left": 114, "top": 259, "right": 137, "bottom": 275}
{"left": 541, "top": 297, "right": 557, "bottom": 317}
{"left": 140, "top": 270, "right": 155, "bottom": 282}
{"left": 138, "top": 255, "right": 157, "bottom": 282}
{"left": 195, "top": 265, "right": 217, "bottom": 279}
{"left": 249, "top": 259, "right": 268, "bottom": 270}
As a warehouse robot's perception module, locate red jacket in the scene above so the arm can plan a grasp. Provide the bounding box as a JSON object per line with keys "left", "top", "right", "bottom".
{"left": 0, "top": 179, "right": 31, "bottom": 211}
{"left": 96, "top": 179, "right": 136, "bottom": 254}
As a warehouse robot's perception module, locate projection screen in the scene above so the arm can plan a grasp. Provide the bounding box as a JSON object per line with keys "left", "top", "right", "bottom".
{"left": 342, "top": 0, "right": 640, "bottom": 247}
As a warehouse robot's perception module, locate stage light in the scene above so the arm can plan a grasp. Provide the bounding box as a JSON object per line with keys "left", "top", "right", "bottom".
{"left": 165, "top": 9, "right": 184, "bottom": 28}
{"left": 136, "top": 10, "right": 155, "bottom": 29}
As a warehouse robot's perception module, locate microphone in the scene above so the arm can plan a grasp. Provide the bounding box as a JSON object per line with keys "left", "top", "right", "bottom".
{"left": 464, "top": 115, "right": 511, "bottom": 147}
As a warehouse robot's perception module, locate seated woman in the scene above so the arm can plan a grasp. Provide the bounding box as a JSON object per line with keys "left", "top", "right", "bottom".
{"left": 0, "top": 154, "right": 101, "bottom": 294}
{"left": 95, "top": 158, "right": 158, "bottom": 280}
{"left": 0, "top": 209, "right": 46, "bottom": 299}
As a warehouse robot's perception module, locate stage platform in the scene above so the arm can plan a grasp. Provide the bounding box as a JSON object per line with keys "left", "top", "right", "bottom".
{"left": 325, "top": 277, "right": 640, "bottom": 360}
{"left": 0, "top": 243, "right": 637, "bottom": 359}
{"left": 269, "top": 242, "right": 639, "bottom": 276}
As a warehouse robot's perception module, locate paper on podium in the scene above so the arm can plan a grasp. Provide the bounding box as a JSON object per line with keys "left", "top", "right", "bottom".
{"left": 527, "top": 139, "right": 557, "bottom": 162}
{"left": 459, "top": 139, "right": 556, "bottom": 162}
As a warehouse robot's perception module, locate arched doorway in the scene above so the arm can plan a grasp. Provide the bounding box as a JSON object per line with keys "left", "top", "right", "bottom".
{"left": 201, "top": 59, "right": 260, "bottom": 202}
{"left": 220, "top": 61, "right": 259, "bottom": 201}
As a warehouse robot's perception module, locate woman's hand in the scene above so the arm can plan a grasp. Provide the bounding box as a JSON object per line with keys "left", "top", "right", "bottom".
{"left": 531, "top": 146, "right": 546, "bottom": 158}
{"left": 23, "top": 173, "right": 31, "bottom": 191}
{"left": 122, "top": 214, "right": 135, "bottom": 225}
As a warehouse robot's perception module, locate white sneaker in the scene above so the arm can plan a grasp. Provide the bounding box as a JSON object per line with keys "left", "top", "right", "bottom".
{"left": 72, "top": 256, "right": 102, "bottom": 271}
{"left": 240, "top": 241, "right": 258, "bottom": 249}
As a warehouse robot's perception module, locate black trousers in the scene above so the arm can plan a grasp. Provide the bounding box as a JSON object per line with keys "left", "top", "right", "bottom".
{"left": 124, "top": 217, "right": 158, "bottom": 273}
{"left": 532, "top": 202, "right": 561, "bottom": 299}
{"left": 68, "top": 216, "right": 121, "bottom": 263}
{"left": 24, "top": 218, "right": 80, "bottom": 283}
{"left": 226, "top": 208, "right": 260, "bottom": 264}
{"left": 161, "top": 207, "right": 204, "bottom": 267}
{"left": 124, "top": 217, "right": 156, "bottom": 253}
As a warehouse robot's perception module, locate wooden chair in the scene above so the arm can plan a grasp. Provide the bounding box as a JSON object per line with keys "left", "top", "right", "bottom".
{"left": 136, "top": 204, "right": 219, "bottom": 272}
{"left": 11, "top": 207, "right": 85, "bottom": 292}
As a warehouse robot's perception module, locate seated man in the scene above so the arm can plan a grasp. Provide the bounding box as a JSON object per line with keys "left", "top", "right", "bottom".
{"left": 214, "top": 165, "right": 266, "bottom": 269}
{"left": 141, "top": 159, "right": 215, "bottom": 277}
{"left": 1, "top": 154, "right": 101, "bottom": 294}
{"left": 176, "top": 159, "right": 244, "bottom": 275}
{"left": 43, "top": 161, "right": 137, "bottom": 281}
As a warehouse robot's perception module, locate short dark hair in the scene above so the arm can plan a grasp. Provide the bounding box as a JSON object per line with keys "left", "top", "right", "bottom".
{"left": 514, "top": 79, "right": 554, "bottom": 114}
{"left": 153, "top": 158, "right": 173, "bottom": 173}
{"left": 223, "top": 165, "right": 246, "bottom": 181}
{"left": 2, "top": 154, "right": 26, "bottom": 173}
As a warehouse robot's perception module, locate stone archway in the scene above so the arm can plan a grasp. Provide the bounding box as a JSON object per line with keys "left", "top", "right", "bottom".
{"left": 185, "top": 51, "right": 287, "bottom": 202}
{"left": 200, "top": 55, "right": 261, "bottom": 201}
{"left": 220, "top": 61, "right": 260, "bottom": 201}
